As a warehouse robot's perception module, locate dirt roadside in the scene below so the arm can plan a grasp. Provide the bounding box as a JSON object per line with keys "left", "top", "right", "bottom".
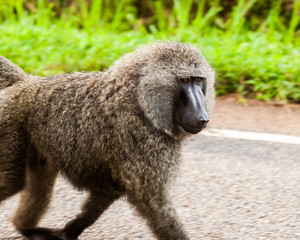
{"left": 210, "top": 95, "right": 300, "bottom": 136}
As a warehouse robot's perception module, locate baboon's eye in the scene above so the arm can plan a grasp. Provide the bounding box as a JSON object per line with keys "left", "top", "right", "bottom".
{"left": 181, "top": 77, "right": 191, "bottom": 84}
{"left": 195, "top": 77, "right": 206, "bottom": 83}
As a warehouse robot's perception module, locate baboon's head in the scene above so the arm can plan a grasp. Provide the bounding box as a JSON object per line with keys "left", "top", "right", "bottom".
{"left": 135, "top": 42, "right": 215, "bottom": 137}
{"left": 111, "top": 42, "right": 215, "bottom": 137}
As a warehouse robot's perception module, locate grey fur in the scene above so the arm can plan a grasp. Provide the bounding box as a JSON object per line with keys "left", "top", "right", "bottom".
{"left": 0, "top": 41, "right": 215, "bottom": 240}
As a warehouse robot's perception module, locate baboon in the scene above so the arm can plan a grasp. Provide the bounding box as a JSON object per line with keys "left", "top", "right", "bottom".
{"left": 0, "top": 42, "right": 215, "bottom": 240}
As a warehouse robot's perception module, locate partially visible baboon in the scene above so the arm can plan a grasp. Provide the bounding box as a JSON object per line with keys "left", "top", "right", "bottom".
{"left": 0, "top": 42, "right": 215, "bottom": 240}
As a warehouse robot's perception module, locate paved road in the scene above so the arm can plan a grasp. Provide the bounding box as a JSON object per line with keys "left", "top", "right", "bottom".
{"left": 1, "top": 133, "right": 299, "bottom": 239}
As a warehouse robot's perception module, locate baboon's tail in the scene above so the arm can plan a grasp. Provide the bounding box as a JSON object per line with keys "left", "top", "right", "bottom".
{"left": 0, "top": 56, "right": 27, "bottom": 90}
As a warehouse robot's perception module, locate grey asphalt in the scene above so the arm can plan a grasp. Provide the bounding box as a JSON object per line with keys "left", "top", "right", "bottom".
{"left": 0, "top": 133, "right": 299, "bottom": 239}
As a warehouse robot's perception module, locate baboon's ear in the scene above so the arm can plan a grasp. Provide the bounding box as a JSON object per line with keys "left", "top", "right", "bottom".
{"left": 137, "top": 72, "right": 177, "bottom": 136}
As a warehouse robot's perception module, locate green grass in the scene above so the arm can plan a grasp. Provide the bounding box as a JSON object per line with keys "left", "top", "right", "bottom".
{"left": 0, "top": 0, "right": 299, "bottom": 102}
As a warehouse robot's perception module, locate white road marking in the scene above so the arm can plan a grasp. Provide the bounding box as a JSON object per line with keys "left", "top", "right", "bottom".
{"left": 201, "top": 129, "right": 300, "bottom": 145}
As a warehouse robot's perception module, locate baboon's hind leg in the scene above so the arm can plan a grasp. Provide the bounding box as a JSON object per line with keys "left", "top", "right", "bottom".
{"left": 0, "top": 131, "right": 26, "bottom": 202}
{"left": 13, "top": 147, "right": 58, "bottom": 234}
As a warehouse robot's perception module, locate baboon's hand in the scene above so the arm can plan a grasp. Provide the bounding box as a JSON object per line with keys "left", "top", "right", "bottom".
{"left": 21, "top": 227, "right": 68, "bottom": 240}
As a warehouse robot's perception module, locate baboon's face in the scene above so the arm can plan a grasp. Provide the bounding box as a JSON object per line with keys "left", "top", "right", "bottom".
{"left": 175, "top": 76, "right": 208, "bottom": 134}
{"left": 136, "top": 43, "right": 214, "bottom": 137}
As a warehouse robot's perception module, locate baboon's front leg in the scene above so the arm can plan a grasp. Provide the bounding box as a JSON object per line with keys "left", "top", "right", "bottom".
{"left": 13, "top": 148, "right": 58, "bottom": 233}
{"left": 129, "top": 192, "right": 189, "bottom": 240}
{"left": 21, "top": 192, "right": 119, "bottom": 240}
{"left": 60, "top": 192, "right": 119, "bottom": 239}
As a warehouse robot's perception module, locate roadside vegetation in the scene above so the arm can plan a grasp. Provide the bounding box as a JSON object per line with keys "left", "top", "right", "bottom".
{"left": 0, "top": 0, "right": 299, "bottom": 102}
